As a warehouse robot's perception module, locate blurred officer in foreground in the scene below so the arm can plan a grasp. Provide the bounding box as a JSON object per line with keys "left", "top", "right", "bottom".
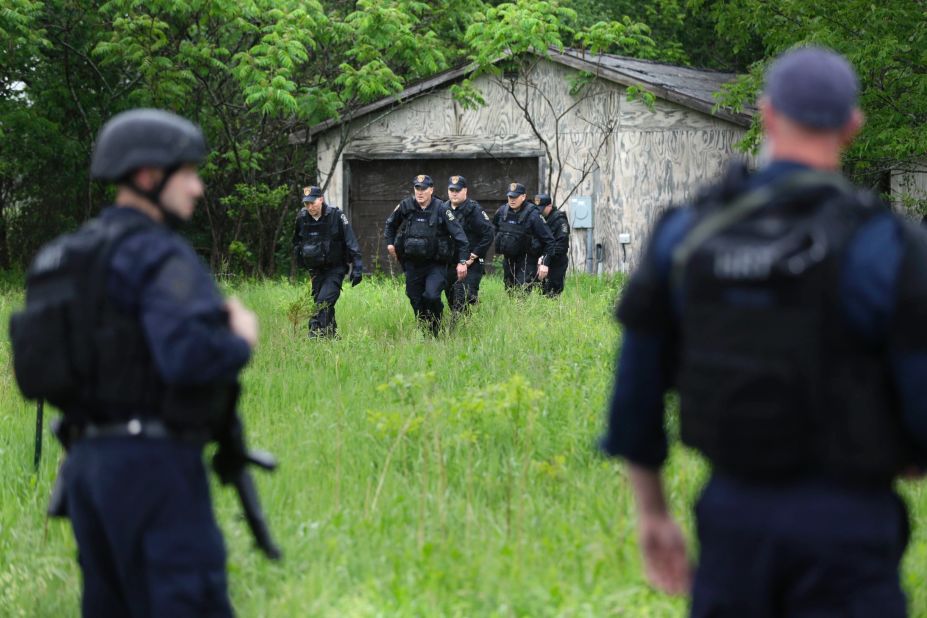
{"left": 384, "top": 174, "right": 470, "bottom": 335}
{"left": 9, "top": 109, "right": 274, "bottom": 616}
{"left": 444, "top": 175, "right": 494, "bottom": 314}
{"left": 492, "top": 182, "right": 555, "bottom": 294}
{"left": 600, "top": 47, "right": 927, "bottom": 616}
{"left": 536, "top": 194, "right": 570, "bottom": 296}
{"left": 293, "top": 184, "right": 364, "bottom": 338}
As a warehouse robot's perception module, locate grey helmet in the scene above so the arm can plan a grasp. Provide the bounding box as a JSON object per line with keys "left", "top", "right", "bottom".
{"left": 90, "top": 109, "right": 207, "bottom": 181}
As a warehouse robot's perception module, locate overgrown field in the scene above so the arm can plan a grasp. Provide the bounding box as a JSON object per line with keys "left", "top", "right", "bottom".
{"left": 2, "top": 274, "right": 926, "bottom": 617}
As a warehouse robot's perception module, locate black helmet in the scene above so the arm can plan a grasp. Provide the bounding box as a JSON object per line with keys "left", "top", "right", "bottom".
{"left": 91, "top": 109, "right": 207, "bottom": 181}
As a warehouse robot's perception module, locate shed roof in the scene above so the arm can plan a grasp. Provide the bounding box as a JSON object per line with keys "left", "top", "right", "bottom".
{"left": 293, "top": 48, "right": 753, "bottom": 143}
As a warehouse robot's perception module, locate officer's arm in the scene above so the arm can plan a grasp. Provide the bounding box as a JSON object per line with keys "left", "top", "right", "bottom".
{"left": 140, "top": 252, "right": 251, "bottom": 385}
{"left": 292, "top": 212, "right": 302, "bottom": 250}
{"left": 884, "top": 221, "right": 927, "bottom": 455}
{"left": 445, "top": 207, "right": 471, "bottom": 262}
{"left": 533, "top": 212, "right": 557, "bottom": 266}
{"left": 552, "top": 216, "right": 570, "bottom": 257}
{"left": 340, "top": 210, "right": 364, "bottom": 268}
{"left": 471, "top": 205, "right": 495, "bottom": 258}
{"left": 384, "top": 203, "right": 403, "bottom": 245}
{"left": 600, "top": 208, "right": 693, "bottom": 468}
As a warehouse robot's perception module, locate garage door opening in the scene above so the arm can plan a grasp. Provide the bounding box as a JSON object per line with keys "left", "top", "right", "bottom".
{"left": 346, "top": 156, "right": 541, "bottom": 275}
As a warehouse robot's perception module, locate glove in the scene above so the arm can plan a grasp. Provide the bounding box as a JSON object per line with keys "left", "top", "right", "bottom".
{"left": 351, "top": 267, "right": 363, "bottom": 287}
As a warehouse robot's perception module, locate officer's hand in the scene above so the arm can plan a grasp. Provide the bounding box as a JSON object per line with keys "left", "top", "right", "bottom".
{"left": 537, "top": 264, "right": 549, "bottom": 281}
{"left": 456, "top": 263, "right": 468, "bottom": 281}
{"left": 638, "top": 512, "right": 691, "bottom": 596}
{"left": 351, "top": 269, "right": 363, "bottom": 287}
{"left": 212, "top": 443, "right": 246, "bottom": 485}
{"left": 387, "top": 244, "right": 397, "bottom": 260}
{"left": 226, "top": 297, "right": 259, "bottom": 349}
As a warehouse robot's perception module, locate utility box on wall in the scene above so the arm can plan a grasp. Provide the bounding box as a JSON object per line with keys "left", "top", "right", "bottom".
{"left": 569, "top": 196, "right": 593, "bottom": 229}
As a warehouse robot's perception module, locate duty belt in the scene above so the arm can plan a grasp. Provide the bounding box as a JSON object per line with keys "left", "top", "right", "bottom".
{"left": 82, "top": 418, "right": 210, "bottom": 443}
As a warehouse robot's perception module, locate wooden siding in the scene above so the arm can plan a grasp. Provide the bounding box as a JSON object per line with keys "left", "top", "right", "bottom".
{"left": 891, "top": 162, "right": 927, "bottom": 213}
{"left": 316, "top": 58, "right": 747, "bottom": 273}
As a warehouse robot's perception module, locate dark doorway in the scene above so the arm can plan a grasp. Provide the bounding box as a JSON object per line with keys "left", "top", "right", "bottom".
{"left": 346, "top": 156, "right": 540, "bottom": 274}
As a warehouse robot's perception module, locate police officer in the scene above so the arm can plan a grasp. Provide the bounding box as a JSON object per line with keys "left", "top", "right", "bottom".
{"left": 293, "top": 185, "right": 364, "bottom": 338}
{"left": 536, "top": 194, "right": 570, "bottom": 296}
{"left": 443, "top": 175, "right": 495, "bottom": 313}
{"left": 384, "top": 174, "right": 470, "bottom": 335}
{"left": 599, "top": 48, "right": 927, "bottom": 616}
{"left": 493, "top": 182, "right": 555, "bottom": 294}
{"left": 33, "top": 110, "right": 257, "bottom": 615}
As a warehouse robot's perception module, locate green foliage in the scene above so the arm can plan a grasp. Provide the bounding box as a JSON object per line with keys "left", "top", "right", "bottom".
{"left": 466, "top": 0, "right": 578, "bottom": 73}
{"left": 702, "top": 1, "right": 927, "bottom": 205}
{"left": 280, "top": 277, "right": 318, "bottom": 336}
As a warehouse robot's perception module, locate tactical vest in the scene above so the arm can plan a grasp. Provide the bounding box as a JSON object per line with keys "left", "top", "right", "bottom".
{"left": 495, "top": 204, "right": 540, "bottom": 257}
{"left": 10, "top": 213, "right": 234, "bottom": 431}
{"left": 298, "top": 206, "right": 343, "bottom": 268}
{"left": 402, "top": 202, "right": 454, "bottom": 262}
{"left": 671, "top": 171, "right": 915, "bottom": 485}
{"left": 10, "top": 215, "right": 163, "bottom": 419}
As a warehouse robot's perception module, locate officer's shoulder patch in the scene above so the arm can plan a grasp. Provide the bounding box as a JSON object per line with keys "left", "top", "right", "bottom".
{"left": 482, "top": 211, "right": 490, "bottom": 221}
{"left": 341, "top": 213, "right": 349, "bottom": 225}
{"left": 561, "top": 222, "right": 568, "bottom": 233}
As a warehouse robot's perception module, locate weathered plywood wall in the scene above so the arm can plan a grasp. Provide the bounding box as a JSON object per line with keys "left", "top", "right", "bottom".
{"left": 891, "top": 162, "right": 927, "bottom": 214}
{"left": 316, "top": 58, "right": 747, "bottom": 273}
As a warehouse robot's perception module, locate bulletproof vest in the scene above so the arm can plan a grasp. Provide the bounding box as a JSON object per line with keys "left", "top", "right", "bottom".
{"left": 298, "top": 206, "right": 342, "bottom": 268}
{"left": 672, "top": 171, "right": 915, "bottom": 485}
{"left": 454, "top": 200, "right": 477, "bottom": 238}
{"left": 9, "top": 214, "right": 163, "bottom": 418}
{"left": 495, "top": 203, "right": 539, "bottom": 257}
{"left": 402, "top": 201, "right": 446, "bottom": 261}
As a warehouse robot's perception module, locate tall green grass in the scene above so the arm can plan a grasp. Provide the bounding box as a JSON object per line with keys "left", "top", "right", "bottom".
{"left": 1, "top": 274, "right": 925, "bottom": 617}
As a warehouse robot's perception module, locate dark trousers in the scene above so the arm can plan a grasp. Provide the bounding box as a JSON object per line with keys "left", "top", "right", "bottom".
{"left": 404, "top": 260, "right": 446, "bottom": 334}
{"left": 502, "top": 254, "right": 540, "bottom": 293}
{"left": 690, "top": 474, "right": 908, "bottom": 618}
{"left": 308, "top": 265, "right": 347, "bottom": 335}
{"left": 542, "top": 256, "right": 568, "bottom": 297}
{"left": 63, "top": 437, "right": 232, "bottom": 618}
{"left": 445, "top": 261, "right": 484, "bottom": 313}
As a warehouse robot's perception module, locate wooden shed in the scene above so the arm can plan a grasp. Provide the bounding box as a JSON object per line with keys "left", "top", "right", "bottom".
{"left": 297, "top": 49, "right": 752, "bottom": 274}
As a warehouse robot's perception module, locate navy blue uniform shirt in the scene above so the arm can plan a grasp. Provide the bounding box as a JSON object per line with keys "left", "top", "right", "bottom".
{"left": 601, "top": 161, "right": 927, "bottom": 469}
{"left": 102, "top": 206, "right": 251, "bottom": 385}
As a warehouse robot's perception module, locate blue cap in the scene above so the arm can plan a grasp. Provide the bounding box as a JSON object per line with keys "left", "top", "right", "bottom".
{"left": 413, "top": 174, "right": 434, "bottom": 189}
{"left": 534, "top": 193, "right": 552, "bottom": 207}
{"left": 506, "top": 182, "right": 526, "bottom": 198}
{"left": 764, "top": 46, "right": 859, "bottom": 130}
{"left": 448, "top": 175, "right": 467, "bottom": 191}
{"left": 302, "top": 185, "right": 323, "bottom": 201}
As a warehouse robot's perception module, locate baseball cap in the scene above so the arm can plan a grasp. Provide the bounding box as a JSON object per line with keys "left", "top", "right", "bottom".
{"left": 413, "top": 174, "right": 434, "bottom": 189}
{"left": 534, "top": 194, "right": 552, "bottom": 207}
{"left": 506, "top": 182, "right": 526, "bottom": 198}
{"left": 764, "top": 46, "right": 860, "bottom": 130}
{"left": 448, "top": 175, "right": 467, "bottom": 191}
{"left": 302, "top": 185, "right": 323, "bottom": 201}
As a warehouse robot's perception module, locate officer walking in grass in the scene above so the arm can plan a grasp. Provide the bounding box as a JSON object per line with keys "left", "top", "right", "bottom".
{"left": 293, "top": 185, "right": 364, "bottom": 338}
{"left": 444, "top": 175, "right": 495, "bottom": 314}
{"left": 492, "top": 182, "right": 555, "bottom": 294}
{"left": 600, "top": 47, "right": 927, "bottom": 616}
{"left": 384, "top": 174, "right": 470, "bottom": 335}
{"left": 536, "top": 194, "right": 570, "bottom": 296}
